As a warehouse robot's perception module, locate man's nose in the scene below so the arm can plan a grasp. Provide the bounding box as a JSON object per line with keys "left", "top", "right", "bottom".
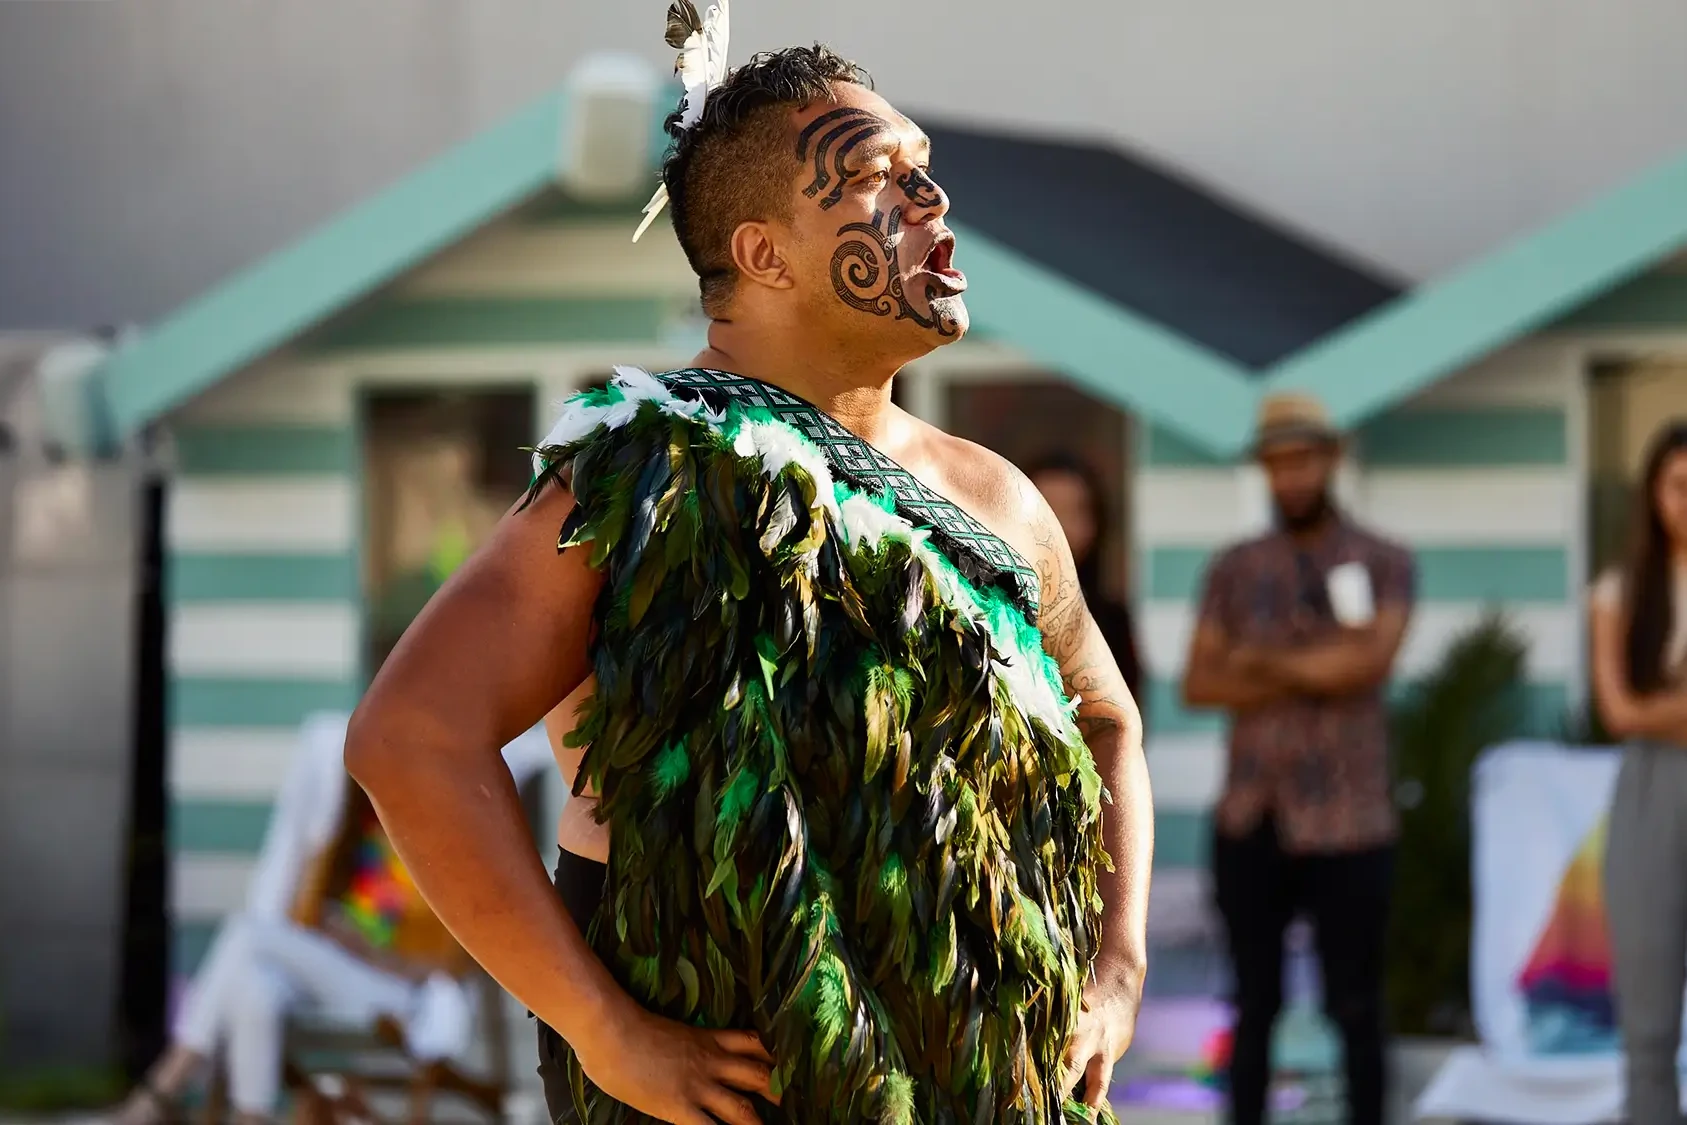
{"left": 898, "top": 168, "right": 949, "bottom": 222}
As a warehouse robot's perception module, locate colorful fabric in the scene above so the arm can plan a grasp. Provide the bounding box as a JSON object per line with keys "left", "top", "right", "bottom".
{"left": 527, "top": 367, "right": 1112, "bottom": 1124}
{"left": 334, "top": 812, "right": 416, "bottom": 950}
{"left": 1516, "top": 814, "right": 1614, "bottom": 1052}
{"left": 1194, "top": 516, "right": 1416, "bottom": 853}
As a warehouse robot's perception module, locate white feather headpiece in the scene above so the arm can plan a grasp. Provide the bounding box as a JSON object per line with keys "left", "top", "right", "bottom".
{"left": 632, "top": 0, "right": 732, "bottom": 243}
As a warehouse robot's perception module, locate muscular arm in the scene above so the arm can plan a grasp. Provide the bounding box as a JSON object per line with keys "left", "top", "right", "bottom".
{"left": 349, "top": 483, "right": 777, "bottom": 1122}
{"left": 344, "top": 484, "right": 621, "bottom": 1040}
{"left": 1028, "top": 496, "right": 1151, "bottom": 1006}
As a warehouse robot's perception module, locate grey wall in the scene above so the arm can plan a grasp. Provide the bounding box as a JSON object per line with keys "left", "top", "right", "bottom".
{"left": 0, "top": 340, "right": 141, "bottom": 1068}
{"left": 7, "top": 0, "right": 1687, "bottom": 333}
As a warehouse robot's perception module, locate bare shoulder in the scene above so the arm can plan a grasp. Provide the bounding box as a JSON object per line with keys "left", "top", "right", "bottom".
{"left": 901, "top": 416, "right": 1045, "bottom": 560}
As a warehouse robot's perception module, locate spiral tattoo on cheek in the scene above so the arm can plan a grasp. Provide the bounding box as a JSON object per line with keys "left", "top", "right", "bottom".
{"left": 830, "top": 208, "right": 959, "bottom": 338}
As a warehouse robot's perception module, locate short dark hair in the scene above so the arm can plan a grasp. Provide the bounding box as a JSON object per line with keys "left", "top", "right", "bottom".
{"left": 660, "top": 44, "right": 872, "bottom": 315}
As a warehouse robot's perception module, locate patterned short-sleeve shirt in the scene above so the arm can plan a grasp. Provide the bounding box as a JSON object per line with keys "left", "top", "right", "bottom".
{"left": 1196, "top": 517, "right": 1416, "bottom": 853}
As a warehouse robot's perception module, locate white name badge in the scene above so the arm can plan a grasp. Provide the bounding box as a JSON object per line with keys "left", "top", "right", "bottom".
{"left": 1327, "top": 561, "right": 1376, "bottom": 627}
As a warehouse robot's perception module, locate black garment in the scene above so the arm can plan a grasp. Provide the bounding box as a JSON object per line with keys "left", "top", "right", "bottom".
{"left": 1212, "top": 818, "right": 1393, "bottom": 1125}
{"left": 1087, "top": 592, "right": 1145, "bottom": 719}
{"left": 537, "top": 848, "right": 608, "bottom": 1125}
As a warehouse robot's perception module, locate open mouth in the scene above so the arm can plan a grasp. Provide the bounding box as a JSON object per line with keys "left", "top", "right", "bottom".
{"left": 918, "top": 234, "right": 967, "bottom": 292}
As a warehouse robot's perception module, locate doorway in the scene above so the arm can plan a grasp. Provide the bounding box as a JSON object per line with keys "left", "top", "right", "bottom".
{"left": 1587, "top": 358, "right": 1687, "bottom": 578}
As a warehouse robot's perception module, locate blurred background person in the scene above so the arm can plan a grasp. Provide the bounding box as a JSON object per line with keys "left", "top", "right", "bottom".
{"left": 1027, "top": 452, "right": 1146, "bottom": 711}
{"left": 1590, "top": 420, "right": 1687, "bottom": 1125}
{"left": 98, "top": 714, "right": 551, "bottom": 1125}
{"left": 1180, "top": 393, "right": 1415, "bottom": 1125}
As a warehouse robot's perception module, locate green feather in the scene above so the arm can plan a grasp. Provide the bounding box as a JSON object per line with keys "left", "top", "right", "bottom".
{"left": 648, "top": 739, "right": 691, "bottom": 802}
{"left": 629, "top": 955, "right": 661, "bottom": 1000}
{"left": 716, "top": 765, "right": 760, "bottom": 839}
{"left": 756, "top": 632, "right": 781, "bottom": 699}
{"left": 878, "top": 852, "right": 908, "bottom": 900}
{"left": 552, "top": 374, "right": 1113, "bottom": 1121}
{"left": 877, "top": 1072, "right": 915, "bottom": 1125}
{"left": 930, "top": 913, "right": 958, "bottom": 990}
{"left": 808, "top": 952, "right": 852, "bottom": 1061}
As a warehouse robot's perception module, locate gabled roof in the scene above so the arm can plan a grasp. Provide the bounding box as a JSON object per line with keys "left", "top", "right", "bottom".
{"left": 98, "top": 90, "right": 573, "bottom": 436}
{"left": 88, "top": 72, "right": 1687, "bottom": 458}
{"left": 93, "top": 83, "right": 1373, "bottom": 453}
{"left": 1260, "top": 149, "right": 1687, "bottom": 433}
{"left": 923, "top": 121, "right": 1403, "bottom": 369}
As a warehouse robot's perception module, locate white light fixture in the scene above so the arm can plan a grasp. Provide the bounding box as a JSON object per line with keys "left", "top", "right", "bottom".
{"left": 558, "top": 53, "right": 661, "bottom": 201}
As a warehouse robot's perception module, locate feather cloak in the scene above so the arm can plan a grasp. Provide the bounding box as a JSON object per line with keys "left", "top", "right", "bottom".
{"left": 527, "top": 367, "right": 1116, "bottom": 1124}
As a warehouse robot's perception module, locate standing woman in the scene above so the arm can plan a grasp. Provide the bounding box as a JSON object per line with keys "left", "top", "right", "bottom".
{"left": 1592, "top": 420, "right": 1687, "bottom": 1125}
{"left": 1026, "top": 453, "right": 1147, "bottom": 713}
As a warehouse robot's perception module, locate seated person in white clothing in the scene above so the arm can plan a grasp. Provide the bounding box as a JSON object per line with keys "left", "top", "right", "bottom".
{"left": 105, "top": 713, "right": 553, "bottom": 1125}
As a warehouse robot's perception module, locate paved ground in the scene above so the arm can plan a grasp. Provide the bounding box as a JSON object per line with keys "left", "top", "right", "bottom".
{"left": 0, "top": 1040, "right": 1463, "bottom": 1125}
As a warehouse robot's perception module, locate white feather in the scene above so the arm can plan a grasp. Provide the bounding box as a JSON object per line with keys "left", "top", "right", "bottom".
{"left": 635, "top": 1, "right": 730, "bottom": 242}
{"left": 631, "top": 184, "right": 669, "bottom": 244}
{"left": 610, "top": 365, "right": 672, "bottom": 403}
{"left": 676, "top": 1, "right": 731, "bottom": 129}
{"left": 704, "top": 1, "right": 731, "bottom": 85}
{"left": 537, "top": 402, "right": 613, "bottom": 454}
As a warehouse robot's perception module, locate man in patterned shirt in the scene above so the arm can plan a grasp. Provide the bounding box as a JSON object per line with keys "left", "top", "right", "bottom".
{"left": 1181, "top": 392, "right": 1415, "bottom": 1125}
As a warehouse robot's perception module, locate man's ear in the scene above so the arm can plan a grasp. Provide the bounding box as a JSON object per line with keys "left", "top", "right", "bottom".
{"left": 730, "top": 221, "right": 794, "bottom": 292}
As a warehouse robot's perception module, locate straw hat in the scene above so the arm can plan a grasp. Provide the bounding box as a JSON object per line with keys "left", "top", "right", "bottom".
{"left": 1252, "top": 391, "right": 1340, "bottom": 455}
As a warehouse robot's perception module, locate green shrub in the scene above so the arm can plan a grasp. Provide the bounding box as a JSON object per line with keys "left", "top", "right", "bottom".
{"left": 1386, "top": 611, "right": 1528, "bottom": 1037}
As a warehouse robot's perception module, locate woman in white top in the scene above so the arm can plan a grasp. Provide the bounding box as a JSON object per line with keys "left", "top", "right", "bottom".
{"left": 1590, "top": 420, "right": 1687, "bottom": 1125}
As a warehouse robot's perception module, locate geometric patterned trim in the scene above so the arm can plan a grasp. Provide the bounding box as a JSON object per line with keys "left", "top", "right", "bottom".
{"left": 660, "top": 368, "right": 1042, "bottom": 619}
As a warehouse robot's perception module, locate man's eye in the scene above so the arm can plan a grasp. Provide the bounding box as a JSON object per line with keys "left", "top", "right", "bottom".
{"left": 861, "top": 170, "right": 890, "bottom": 187}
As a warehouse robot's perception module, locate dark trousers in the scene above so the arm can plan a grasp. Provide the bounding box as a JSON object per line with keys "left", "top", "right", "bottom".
{"left": 1213, "top": 817, "right": 1394, "bottom": 1125}
{"left": 537, "top": 849, "right": 609, "bottom": 1125}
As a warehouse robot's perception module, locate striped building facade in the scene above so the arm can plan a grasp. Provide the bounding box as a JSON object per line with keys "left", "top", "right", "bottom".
{"left": 161, "top": 213, "right": 708, "bottom": 976}
{"left": 147, "top": 204, "right": 1667, "bottom": 987}
{"left": 164, "top": 363, "right": 362, "bottom": 973}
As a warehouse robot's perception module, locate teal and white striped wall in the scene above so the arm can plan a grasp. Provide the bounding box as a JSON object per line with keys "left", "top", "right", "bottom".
{"left": 164, "top": 363, "right": 362, "bottom": 974}
{"left": 156, "top": 213, "right": 705, "bottom": 978}
{"left": 1134, "top": 345, "right": 1584, "bottom": 878}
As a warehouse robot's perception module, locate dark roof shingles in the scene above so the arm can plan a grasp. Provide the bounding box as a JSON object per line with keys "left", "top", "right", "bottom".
{"left": 925, "top": 122, "right": 1402, "bottom": 370}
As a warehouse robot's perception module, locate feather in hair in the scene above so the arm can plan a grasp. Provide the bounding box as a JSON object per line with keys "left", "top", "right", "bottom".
{"left": 633, "top": 0, "right": 731, "bottom": 242}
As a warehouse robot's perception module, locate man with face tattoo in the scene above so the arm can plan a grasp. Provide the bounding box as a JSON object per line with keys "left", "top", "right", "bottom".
{"left": 345, "top": 25, "right": 1151, "bottom": 1125}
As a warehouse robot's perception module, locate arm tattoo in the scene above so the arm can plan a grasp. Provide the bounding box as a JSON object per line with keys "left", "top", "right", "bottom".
{"left": 1028, "top": 496, "right": 1134, "bottom": 744}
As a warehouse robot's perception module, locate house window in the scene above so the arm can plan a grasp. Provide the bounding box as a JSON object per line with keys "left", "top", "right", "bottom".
{"left": 362, "top": 387, "right": 535, "bottom": 676}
